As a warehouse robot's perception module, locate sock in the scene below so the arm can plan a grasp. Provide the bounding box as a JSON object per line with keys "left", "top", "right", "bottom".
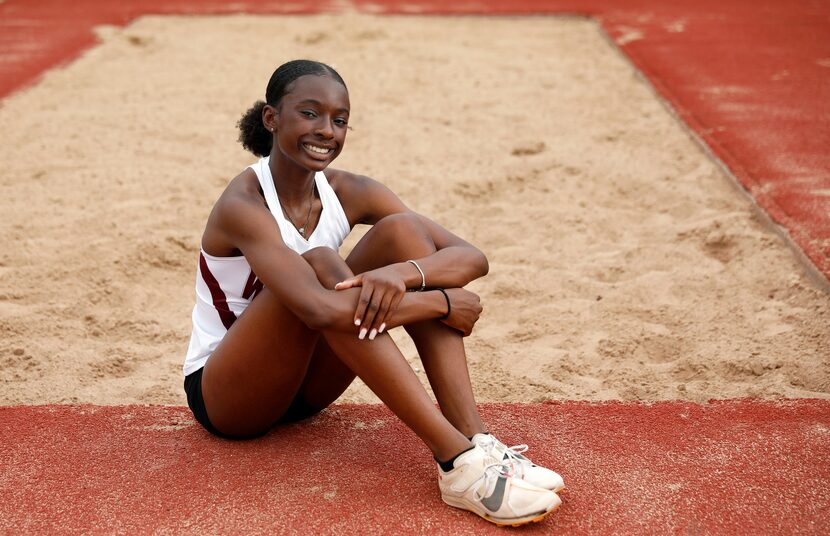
{"left": 435, "top": 445, "right": 475, "bottom": 472}
{"left": 468, "top": 431, "right": 490, "bottom": 441}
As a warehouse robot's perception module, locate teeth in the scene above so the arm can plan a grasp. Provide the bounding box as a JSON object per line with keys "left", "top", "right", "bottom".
{"left": 304, "top": 144, "right": 332, "bottom": 154}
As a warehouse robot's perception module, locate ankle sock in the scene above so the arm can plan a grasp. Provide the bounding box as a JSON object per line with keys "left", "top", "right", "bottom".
{"left": 467, "top": 431, "right": 490, "bottom": 441}
{"left": 436, "top": 445, "right": 475, "bottom": 472}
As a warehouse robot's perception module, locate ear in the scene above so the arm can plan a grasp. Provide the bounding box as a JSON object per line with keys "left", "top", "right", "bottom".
{"left": 262, "top": 104, "right": 279, "bottom": 133}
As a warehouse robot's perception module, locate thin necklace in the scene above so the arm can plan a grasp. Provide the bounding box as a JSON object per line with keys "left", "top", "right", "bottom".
{"left": 277, "top": 180, "right": 316, "bottom": 238}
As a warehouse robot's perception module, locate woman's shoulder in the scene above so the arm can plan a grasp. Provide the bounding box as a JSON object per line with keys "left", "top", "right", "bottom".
{"left": 324, "top": 167, "right": 363, "bottom": 190}
{"left": 202, "top": 167, "right": 271, "bottom": 256}
{"left": 324, "top": 168, "right": 407, "bottom": 225}
{"left": 324, "top": 168, "right": 384, "bottom": 200}
{"left": 211, "top": 168, "right": 268, "bottom": 224}
{"left": 325, "top": 167, "right": 387, "bottom": 202}
{"left": 221, "top": 167, "right": 264, "bottom": 204}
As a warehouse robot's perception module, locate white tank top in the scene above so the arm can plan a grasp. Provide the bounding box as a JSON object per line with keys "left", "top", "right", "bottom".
{"left": 183, "top": 157, "right": 351, "bottom": 375}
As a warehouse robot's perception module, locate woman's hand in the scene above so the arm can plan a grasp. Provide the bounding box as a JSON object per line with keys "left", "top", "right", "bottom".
{"left": 334, "top": 265, "right": 408, "bottom": 340}
{"left": 439, "top": 288, "right": 482, "bottom": 336}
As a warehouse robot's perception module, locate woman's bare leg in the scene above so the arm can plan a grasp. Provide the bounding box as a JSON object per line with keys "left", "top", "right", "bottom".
{"left": 303, "top": 247, "right": 472, "bottom": 458}
{"left": 321, "top": 328, "right": 470, "bottom": 458}
{"left": 201, "top": 246, "right": 470, "bottom": 459}
{"left": 404, "top": 321, "right": 487, "bottom": 438}
{"left": 344, "top": 213, "right": 487, "bottom": 437}
{"left": 278, "top": 249, "right": 356, "bottom": 418}
{"left": 201, "top": 286, "right": 319, "bottom": 436}
{"left": 282, "top": 339, "right": 355, "bottom": 419}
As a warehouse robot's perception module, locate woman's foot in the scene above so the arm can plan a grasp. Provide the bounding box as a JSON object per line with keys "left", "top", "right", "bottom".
{"left": 437, "top": 444, "right": 561, "bottom": 526}
{"left": 471, "top": 433, "right": 566, "bottom": 493}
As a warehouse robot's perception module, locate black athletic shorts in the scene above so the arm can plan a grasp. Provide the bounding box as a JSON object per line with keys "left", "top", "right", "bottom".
{"left": 184, "top": 367, "right": 325, "bottom": 439}
{"left": 184, "top": 367, "right": 228, "bottom": 438}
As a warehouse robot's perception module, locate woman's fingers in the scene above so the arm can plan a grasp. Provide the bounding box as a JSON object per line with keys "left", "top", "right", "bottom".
{"left": 360, "top": 295, "right": 381, "bottom": 340}
{"left": 355, "top": 284, "right": 374, "bottom": 334}
{"left": 438, "top": 288, "right": 482, "bottom": 336}
{"left": 367, "top": 293, "right": 394, "bottom": 340}
{"left": 335, "top": 274, "right": 363, "bottom": 290}
{"left": 379, "top": 292, "right": 404, "bottom": 334}
{"left": 349, "top": 268, "right": 408, "bottom": 339}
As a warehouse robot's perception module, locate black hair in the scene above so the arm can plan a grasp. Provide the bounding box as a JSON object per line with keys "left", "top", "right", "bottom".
{"left": 237, "top": 60, "right": 347, "bottom": 157}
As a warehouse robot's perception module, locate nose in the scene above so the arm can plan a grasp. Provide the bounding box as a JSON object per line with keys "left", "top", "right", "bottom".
{"left": 315, "top": 116, "right": 334, "bottom": 139}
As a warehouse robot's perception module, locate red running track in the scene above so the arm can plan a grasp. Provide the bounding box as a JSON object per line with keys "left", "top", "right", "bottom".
{"left": 1, "top": 401, "right": 829, "bottom": 534}
{"left": 2, "top": 2, "right": 829, "bottom": 532}
{"left": 0, "top": 0, "right": 828, "bottom": 283}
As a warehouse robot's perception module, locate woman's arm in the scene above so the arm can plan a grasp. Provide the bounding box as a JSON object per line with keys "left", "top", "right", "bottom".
{"left": 320, "top": 286, "right": 481, "bottom": 336}
{"left": 391, "top": 213, "right": 490, "bottom": 289}
{"left": 212, "top": 189, "right": 478, "bottom": 334}
{"left": 337, "top": 173, "right": 489, "bottom": 288}
{"left": 331, "top": 172, "right": 489, "bottom": 333}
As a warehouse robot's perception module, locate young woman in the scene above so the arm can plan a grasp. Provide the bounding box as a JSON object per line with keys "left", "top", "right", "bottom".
{"left": 183, "top": 60, "right": 564, "bottom": 526}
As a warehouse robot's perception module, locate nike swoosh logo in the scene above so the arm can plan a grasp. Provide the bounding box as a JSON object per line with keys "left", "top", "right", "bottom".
{"left": 480, "top": 475, "right": 507, "bottom": 511}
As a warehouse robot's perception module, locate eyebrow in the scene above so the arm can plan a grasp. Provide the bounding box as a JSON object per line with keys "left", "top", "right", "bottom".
{"left": 296, "top": 99, "right": 349, "bottom": 114}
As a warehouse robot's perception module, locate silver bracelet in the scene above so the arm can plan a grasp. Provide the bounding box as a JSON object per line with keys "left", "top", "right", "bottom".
{"left": 407, "top": 259, "right": 426, "bottom": 291}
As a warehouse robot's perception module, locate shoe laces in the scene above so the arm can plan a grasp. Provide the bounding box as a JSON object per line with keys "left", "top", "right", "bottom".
{"left": 506, "top": 444, "right": 535, "bottom": 474}
{"left": 505, "top": 443, "right": 530, "bottom": 460}
{"left": 472, "top": 461, "right": 513, "bottom": 502}
{"left": 481, "top": 437, "right": 532, "bottom": 476}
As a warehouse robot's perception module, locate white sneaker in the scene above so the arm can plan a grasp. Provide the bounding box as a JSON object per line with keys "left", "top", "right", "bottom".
{"left": 471, "top": 433, "right": 566, "bottom": 493}
{"left": 437, "top": 444, "right": 561, "bottom": 526}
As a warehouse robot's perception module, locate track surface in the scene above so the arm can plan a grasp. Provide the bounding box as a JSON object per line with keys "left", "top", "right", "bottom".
{"left": 1, "top": 402, "right": 829, "bottom": 534}
{"left": 1, "top": 0, "right": 828, "bottom": 281}
{"left": 2, "top": 1, "right": 829, "bottom": 534}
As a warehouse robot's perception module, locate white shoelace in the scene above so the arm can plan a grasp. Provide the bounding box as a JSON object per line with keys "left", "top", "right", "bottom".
{"left": 472, "top": 461, "right": 513, "bottom": 502}
{"left": 505, "top": 444, "right": 531, "bottom": 460}
{"left": 479, "top": 436, "right": 533, "bottom": 476}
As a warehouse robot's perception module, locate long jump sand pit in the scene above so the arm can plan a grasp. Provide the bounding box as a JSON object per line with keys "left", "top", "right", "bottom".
{"left": 0, "top": 14, "right": 828, "bottom": 405}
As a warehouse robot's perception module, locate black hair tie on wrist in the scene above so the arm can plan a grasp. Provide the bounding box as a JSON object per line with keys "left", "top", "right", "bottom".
{"left": 435, "top": 288, "right": 451, "bottom": 320}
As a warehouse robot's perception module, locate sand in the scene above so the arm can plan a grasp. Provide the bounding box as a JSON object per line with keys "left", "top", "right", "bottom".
{"left": 0, "top": 14, "right": 828, "bottom": 406}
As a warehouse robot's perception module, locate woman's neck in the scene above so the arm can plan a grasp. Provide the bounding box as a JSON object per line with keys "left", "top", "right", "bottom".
{"left": 268, "top": 151, "right": 316, "bottom": 204}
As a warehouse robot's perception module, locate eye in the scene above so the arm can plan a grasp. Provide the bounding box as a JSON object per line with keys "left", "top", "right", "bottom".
{"left": 334, "top": 118, "right": 349, "bottom": 127}
{"left": 300, "top": 110, "right": 317, "bottom": 118}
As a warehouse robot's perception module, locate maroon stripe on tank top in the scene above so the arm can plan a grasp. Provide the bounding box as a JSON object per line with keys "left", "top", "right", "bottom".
{"left": 242, "top": 270, "right": 263, "bottom": 300}
{"left": 198, "top": 253, "right": 237, "bottom": 331}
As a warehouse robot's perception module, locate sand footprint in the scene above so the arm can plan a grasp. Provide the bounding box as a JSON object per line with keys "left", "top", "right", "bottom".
{"left": 598, "top": 332, "right": 684, "bottom": 364}
{"left": 511, "top": 141, "right": 546, "bottom": 156}
{"left": 295, "top": 32, "right": 328, "bottom": 45}
{"left": 1, "top": 348, "right": 42, "bottom": 380}
{"left": 89, "top": 352, "right": 136, "bottom": 379}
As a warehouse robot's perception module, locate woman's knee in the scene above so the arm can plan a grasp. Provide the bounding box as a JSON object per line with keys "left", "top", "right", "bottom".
{"left": 375, "top": 212, "right": 427, "bottom": 235}
{"left": 302, "top": 246, "right": 352, "bottom": 288}
{"left": 372, "top": 213, "right": 435, "bottom": 252}
{"left": 345, "top": 213, "right": 437, "bottom": 273}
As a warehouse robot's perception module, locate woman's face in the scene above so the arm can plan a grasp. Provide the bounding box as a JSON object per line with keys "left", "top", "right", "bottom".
{"left": 271, "top": 74, "right": 350, "bottom": 172}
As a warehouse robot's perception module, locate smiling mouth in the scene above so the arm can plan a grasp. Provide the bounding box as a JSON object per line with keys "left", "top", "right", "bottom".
{"left": 303, "top": 143, "right": 334, "bottom": 155}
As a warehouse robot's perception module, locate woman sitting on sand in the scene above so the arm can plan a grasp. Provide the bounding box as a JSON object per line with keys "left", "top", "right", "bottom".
{"left": 183, "top": 59, "right": 564, "bottom": 526}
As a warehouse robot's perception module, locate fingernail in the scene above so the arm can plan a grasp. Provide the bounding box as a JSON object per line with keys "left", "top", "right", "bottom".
{"left": 359, "top": 328, "right": 367, "bottom": 340}
{"left": 369, "top": 329, "right": 377, "bottom": 340}
{"left": 355, "top": 319, "right": 361, "bottom": 326}
{"left": 379, "top": 323, "right": 386, "bottom": 333}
